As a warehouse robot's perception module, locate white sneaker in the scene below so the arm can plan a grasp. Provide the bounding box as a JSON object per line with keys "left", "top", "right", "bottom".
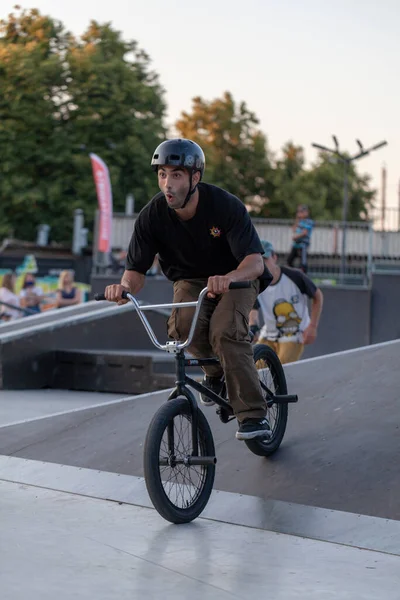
{"left": 236, "top": 418, "right": 272, "bottom": 440}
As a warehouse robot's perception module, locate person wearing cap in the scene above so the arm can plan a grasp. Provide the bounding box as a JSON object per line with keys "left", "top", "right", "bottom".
{"left": 250, "top": 241, "right": 323, "bottom": 364}
{"left": 287, "top": 204, "right": 314, "bottom": 273}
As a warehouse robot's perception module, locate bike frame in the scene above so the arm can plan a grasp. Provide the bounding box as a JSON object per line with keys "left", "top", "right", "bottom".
{"left": 103, "top": 287, "right": 297, "bottom": 458}
{"left": 166, "top": 352, "right": 231, "bottom": 457}
{"left": 122, "top": 288, "right": 230, "bottom": 456}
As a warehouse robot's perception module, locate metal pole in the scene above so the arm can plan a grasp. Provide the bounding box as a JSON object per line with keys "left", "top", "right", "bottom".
{"left": 398, "top": 179, "right": 400, "bottom": 231}
{"left": 381, "top": 165, "right": 386, "bottom": 231}
{"left": 36, "top": 224, "right": 50, "bottom": 247}
{"left": 367, "top": 220, "right": 373, "bottom": 285}
{"left": 312, "top": 138, "right": 387, "bottom": 285}
{"left": 125, "top": 193, "right": 135, "bottom": 216}
{"left": 340, "top": 160, "right": 349, "bottom": 283}
{"left": 72, "top": 209, "right": 84, "bottom": 255}
{"left": 93, "top": 209, "right": 100, "bottom": 274}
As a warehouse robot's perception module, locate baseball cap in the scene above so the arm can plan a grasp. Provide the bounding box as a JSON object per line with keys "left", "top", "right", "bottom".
{"left": 261, "top": 240, "right": 275, "bottom": 257}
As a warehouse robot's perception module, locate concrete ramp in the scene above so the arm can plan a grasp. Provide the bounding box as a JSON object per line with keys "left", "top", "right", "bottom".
{"left": 1, "top": 341, "right": 400, "bottom": 598}
{"left": 0, "top": 300, "right": 111, "bottom": 335}
{"left": 1, "top": 340, "right": 399, "bottom": 521}
{"left": 0, "top": 300, "right": 171, "bottom": 390}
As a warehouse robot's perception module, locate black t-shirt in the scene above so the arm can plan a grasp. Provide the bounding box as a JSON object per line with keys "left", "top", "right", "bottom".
{"left": 126, "top": 182, "right": 272, "bottom": 291}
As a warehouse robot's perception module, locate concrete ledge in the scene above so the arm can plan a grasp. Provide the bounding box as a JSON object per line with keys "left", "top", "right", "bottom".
{"left": 0, "top": 301, "right": 106, "bottom": 336}
{"left": 53, "top": 349, "right": 176, "bottom": 393}
{"left": 0, "top": 455, "right": 399, "bottom": 557}
{"left": 0, "top": 302, "right": 172, "bottom": 390}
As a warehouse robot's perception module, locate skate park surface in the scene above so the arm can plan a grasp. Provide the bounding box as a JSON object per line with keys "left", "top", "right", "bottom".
{"left": 1, "top": 339, "right": 400, "bottom": 599}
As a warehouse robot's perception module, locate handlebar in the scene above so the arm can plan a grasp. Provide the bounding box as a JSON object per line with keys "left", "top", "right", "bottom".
{"left": 94, "top": 281, "right": 252, "bottom": 353}
{"left": 94, "top": 281, "right": 250, "bottom": 303}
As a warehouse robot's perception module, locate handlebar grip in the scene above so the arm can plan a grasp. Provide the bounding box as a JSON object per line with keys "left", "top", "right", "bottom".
{"left": 228, "top": 281, "right": 252, "bottom": 289}
{"left": 94, "top": 290, "right": 130, "bottom": 301}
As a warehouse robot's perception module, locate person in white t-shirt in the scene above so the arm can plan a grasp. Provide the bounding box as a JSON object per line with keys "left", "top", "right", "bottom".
{"left": 0, "top": 272, "right": 22, "bottom": 321}
{"left": 249, "top": 241, "right": 323, "bottom": 364}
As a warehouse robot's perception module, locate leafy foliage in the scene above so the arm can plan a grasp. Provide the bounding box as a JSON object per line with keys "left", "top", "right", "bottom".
{"left": 0, "top": 7, "right": 166, "bottom": 242}
{"left": 0, "top": 7, "right": 376, "bottom": 245}
{"left": 175, "top": 92, "right": 274, "bottom": 203}
{"left": 176, "top": 97, "right": 376, "bottom": 222}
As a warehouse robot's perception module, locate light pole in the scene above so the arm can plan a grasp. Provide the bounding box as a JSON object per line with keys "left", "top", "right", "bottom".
{"left": 311, "top": 137, "right": 387, "bottom": 282}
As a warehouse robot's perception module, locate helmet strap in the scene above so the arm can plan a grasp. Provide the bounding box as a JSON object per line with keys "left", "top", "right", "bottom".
{"left": 181, "top": 171, "right": 198, "bottom": 208}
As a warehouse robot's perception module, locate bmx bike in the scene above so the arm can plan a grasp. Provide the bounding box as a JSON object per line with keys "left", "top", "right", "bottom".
{"left": 95, "top": 282, "right": 298, "bottom": 524}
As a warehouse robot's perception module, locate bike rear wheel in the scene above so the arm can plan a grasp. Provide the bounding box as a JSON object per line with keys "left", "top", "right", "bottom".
{"left": 245, "top": 343, "right": 288, "bottom": 457}
{"left": 143, "top": 396, "right": 216, "bottom": 523}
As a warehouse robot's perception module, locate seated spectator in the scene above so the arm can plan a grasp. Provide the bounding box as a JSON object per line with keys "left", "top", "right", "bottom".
{"left": 19, "top": 273, "right": 44, "bottom": 315}
{"left": 56, "top": 270, "right": 81, "bottom": 308}
{"left": 0, "top": 272, "right": 22, "bottom": 321}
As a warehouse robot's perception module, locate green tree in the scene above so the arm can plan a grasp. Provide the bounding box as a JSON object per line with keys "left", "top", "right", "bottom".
{"left": 256, "top": 143, "right": 375, "bottom": 222}
{"left": 303, "top": 153, "right": 375, "bottom": 221}
{"left": 64, "top": 20, "right": 166, "bottom": 224}
{"left": 0, "top": 7, "right": 166, "bottom": 242}
{"left": 175, "top": 92, "right": 273, "bottom": 202}
{"left": 262, "top": 142, "right": 307, "bottom": 218}
{"left": 0, "top": 7, "right": 70, "bottom": 240}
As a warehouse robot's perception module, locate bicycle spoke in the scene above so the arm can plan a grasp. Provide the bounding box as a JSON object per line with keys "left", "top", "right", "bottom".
{"left": 158, "top": 413, "right": 207, "bottom": 509}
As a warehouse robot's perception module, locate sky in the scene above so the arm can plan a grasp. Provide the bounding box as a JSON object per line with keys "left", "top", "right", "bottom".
{"left": 2, "top": 0, "right": 399, "bottom": 223}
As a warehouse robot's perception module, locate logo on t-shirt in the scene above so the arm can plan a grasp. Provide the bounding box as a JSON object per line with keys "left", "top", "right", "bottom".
{"left": 273, "top": 299, "right": 301, "bottom": 337}
{"left": 210, "top": 226, "right": 221, "bottom": 238}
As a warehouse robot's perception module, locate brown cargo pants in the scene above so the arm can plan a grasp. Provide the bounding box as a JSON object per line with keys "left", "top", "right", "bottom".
{"left": 167, "top": 278, "right": 267, "bottom": 422}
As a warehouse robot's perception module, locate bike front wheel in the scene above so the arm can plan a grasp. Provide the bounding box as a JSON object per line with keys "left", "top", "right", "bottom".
{"left": 143, "top": 396, "right": 216, "bottom": 524}
{"left": 245, "top": 343, "right": 288, "bottom": 457}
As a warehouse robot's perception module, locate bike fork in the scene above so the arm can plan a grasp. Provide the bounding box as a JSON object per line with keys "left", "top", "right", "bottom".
{"left": 168, "top": 384, "right": 200, "bottom": 457}
{"left": 164, "top": 353, "right": 216, "bottom": 466}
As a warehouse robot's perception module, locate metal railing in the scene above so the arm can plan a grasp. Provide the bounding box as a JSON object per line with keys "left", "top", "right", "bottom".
{"left": 370, "top": 206, "right": 400, "bottom": 233}
{"left": 91, "top": 212, "right": 400, "bottom": 286}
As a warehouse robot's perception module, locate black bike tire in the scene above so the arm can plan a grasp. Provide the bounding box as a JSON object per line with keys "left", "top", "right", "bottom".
{"left": 245, "top": 343, "right": 288, "bottom": 457}
{"left": 143, "top": 396, "right": 216, "bottom": 524}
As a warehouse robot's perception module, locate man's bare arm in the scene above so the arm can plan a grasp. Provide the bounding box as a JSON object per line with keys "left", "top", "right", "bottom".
{"left": 292, "top": 228, "right": 309, "bottom": 241}
{"left": 302, "top": 288, "right": 324, "bottom": 344}
{"left": 207, "top": 254, "right": 264, "bottom": 297}
{"left": 228, "top": 253, "right": 264, "bottom": 282}
{"left": 121, "top": 270, "right": 145, "bottom": 295}
{"left": 309, "top": 288, "right": 323, "bottom": 328}
{"left": 105, "top": 270, "right": 146, "bottom": 304}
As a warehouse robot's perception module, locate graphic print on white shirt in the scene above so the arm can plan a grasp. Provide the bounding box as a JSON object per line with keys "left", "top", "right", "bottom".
{"left": 257, "top": 267, "right": 317, "bottom": 343}
{"left": 273, "top": 298, "right": 302, "bottom": 338}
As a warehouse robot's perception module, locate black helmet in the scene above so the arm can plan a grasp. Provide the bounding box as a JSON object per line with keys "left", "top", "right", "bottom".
{"left": 151, "top": 138, "right": 205, "bottom": 179}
